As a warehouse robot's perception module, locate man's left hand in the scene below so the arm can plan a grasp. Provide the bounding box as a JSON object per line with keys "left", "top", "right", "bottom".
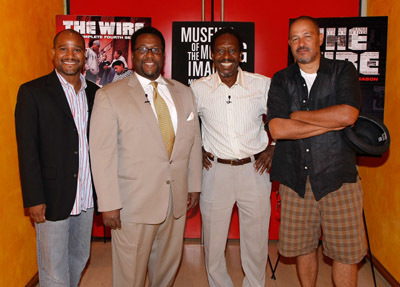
{"left": 187, "top": 192, "right": 200, "bottom": 209}
{"left": 254, "top": 145, "right": 275, "bottom": 174}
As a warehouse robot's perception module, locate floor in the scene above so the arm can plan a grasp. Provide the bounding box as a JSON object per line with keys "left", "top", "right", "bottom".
{"left": 75, "top": 239, "right": 392, "bottom": 287}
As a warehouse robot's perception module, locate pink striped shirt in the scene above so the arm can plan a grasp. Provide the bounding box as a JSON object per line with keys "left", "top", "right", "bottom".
{"left": 56, "top": 71, "right": 93, "bottom": 215}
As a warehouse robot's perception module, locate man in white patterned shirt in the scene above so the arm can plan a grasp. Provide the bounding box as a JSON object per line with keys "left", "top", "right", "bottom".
{"left": 190, "top": 27, "right": 274, "bottom": 287}
{"left": 15, "top": 29, "right": 99, "bottom": 286}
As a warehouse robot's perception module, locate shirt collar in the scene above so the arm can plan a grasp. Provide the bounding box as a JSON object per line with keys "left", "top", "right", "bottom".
{"left": 292, "top": 56, "right": 330, "bottom": 77}
{"left": 55, "top": 70, "right": 87, "bottom": 92}
{"left": 211, "top": 67, "right": 247, "bottom": 92}
{"left": 135, "top": 72, "right": 166, "bottom": 87}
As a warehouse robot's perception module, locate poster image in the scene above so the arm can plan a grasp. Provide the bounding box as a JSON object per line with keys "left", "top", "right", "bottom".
{"left": 56, "top": 15, "right": 151, "bottom": 86}
{"left": 288, "top": 17, "right": 388, "bottom": 121}
{"left": 172, "top": 22, "right": 255, "bottom": 86}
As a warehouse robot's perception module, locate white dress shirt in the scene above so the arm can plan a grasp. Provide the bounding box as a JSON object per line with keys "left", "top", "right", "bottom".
{"left": 136, "top": 72, "right": 178, "bottom": 134}
{"left": 191, "top": 67, "right": 271, "bottom": 159}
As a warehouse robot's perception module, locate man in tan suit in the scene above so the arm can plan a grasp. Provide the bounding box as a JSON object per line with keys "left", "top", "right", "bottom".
{"left": 89, "top": 27, "right": 202, "bottom": 287}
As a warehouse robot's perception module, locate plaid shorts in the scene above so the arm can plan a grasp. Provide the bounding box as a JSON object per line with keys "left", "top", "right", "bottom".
{"left": 278, "top": 179, "right": 367, "bottom": 264}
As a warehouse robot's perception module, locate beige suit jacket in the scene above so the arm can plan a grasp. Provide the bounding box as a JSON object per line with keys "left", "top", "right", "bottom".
{"left": 90, "top": 74, "right": 202, "bottom": 224}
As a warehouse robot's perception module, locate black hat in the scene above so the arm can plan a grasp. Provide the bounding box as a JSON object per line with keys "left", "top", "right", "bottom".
{"left": 343, "top": 114, "right": 390, "bottom": 156}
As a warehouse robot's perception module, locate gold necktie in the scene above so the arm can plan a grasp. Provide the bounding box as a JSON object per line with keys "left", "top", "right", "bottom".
{"left": 151, "top": 81, "right": 175, "bottom": 158}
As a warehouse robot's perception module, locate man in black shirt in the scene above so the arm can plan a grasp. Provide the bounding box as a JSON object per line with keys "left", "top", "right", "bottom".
{"left": 267, "top": 16, "right": 366, "bottom": 287}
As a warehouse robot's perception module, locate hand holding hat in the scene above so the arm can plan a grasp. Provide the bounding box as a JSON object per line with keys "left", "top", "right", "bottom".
{"left": 343, "top": 114, "right": 390, "bottom": 156}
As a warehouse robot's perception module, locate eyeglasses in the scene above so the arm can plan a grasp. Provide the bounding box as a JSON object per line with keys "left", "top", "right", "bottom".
{"left": 134, "top": 47, "right": 163, "bottom": 55}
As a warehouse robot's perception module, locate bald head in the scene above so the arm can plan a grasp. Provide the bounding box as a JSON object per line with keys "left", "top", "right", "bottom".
{"left": 51, "top": 29, "right": 86, "bottom": 82}
{"left": 288, "top": 15, "right": 324, "bottom": 70}
{"left": 289, "top": 16, "right": 320, "bottom": 38}
{"left": 53, "top": 29, "right": 85, "bottom": 49}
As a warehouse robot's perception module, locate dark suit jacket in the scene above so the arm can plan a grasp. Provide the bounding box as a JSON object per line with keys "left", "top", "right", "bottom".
{"left": 15, "top": 70, "right": 99, "bottom": 221}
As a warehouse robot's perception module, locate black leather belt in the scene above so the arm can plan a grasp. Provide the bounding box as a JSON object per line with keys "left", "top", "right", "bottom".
{"left": 216, "top": 152, "right": 262, "bottom": 166}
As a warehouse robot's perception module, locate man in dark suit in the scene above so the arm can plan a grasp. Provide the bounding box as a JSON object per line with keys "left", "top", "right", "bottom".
{"left": 15, "top": 29, "right": 99, "bottom": 286}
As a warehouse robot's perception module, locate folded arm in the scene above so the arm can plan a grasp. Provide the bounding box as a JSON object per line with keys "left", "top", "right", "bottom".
{"left": 269, "top": 118, "right": 338, "bottom": 140}
{"left": 269, "top": 104, "right": 359, "bottom": 140}
{"left": 290, "top": 104, "right": 359, "bottom": 128}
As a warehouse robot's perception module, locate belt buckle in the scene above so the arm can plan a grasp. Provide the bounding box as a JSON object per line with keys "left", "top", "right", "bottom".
{"left": 230, "top": 159, "right": 239, "bottom": 166}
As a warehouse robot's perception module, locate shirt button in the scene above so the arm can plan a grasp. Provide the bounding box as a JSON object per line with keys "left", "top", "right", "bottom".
{"left": 74, "top": 151, "right": 78, "bottom": 154}
{"left": 306, "top": 149, "right": 310, "bottom": 152}
{"left": 166, "top": 180, "right": 171, "bottom": 184}
{"left": 303, "top": 83, "right": 306, "bottom": 87}
{"left": 304, "top": 166, "right": 308, "bottom": 170}
{"left": 303, "top": 100, "right": 306, "bottom": 103}
{"left": 73, "top": 174, "right": 77, "bottom": 178}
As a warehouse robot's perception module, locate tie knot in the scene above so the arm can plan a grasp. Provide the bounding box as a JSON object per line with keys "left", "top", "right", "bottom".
{"left": 151, "top": 81, "right": 158, "bottom": 89}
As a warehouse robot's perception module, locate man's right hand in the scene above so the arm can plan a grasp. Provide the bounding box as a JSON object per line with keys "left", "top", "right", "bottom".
{"left": 102, "top": 210, "right": 121, "bottom": 230}
{"left": 28, "top": 204, "right": 46, "bottom": 223}
{"left": 202, "top": 148, "right": 214, "bottom": 170}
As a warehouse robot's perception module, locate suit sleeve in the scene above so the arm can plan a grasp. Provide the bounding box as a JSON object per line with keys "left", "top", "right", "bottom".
{"left": 187, "top": 89, "right": 202, "bottom": 194}
{"left": 89, "top": 89, "right": 122, "bottom": 212}
{"left": 15, "top": 84, "right": 45, "bottom": 207}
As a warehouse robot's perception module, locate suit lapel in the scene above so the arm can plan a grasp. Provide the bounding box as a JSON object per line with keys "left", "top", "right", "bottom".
{"left": 85, "top": 80, "right": 97, "bottom": 115}
{"left": 46, "top": 71, "right": 75, "bottom": 123}
{"left": 85, "top": 81, "right": 100, "bottom": 137}
{"left": 127, "top": 74, "right": 168, "bottom": 155}
{"left": 165, "top": 79, "right": 184, "bottom": 160}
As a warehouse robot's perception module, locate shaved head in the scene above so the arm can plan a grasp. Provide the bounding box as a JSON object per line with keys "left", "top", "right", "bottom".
{"left": 54, "top": 29, "right": 85, "bottom": 49}
{"left": 290, "top": 16, "right": 320, "bottom": 38}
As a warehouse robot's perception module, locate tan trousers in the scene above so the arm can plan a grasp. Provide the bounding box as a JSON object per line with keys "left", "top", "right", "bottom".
{"left": 111, "top": 192, "right": 186, "bottom": 287}
{"left": 200, "top": 159, "right": 271, "bottom": 287}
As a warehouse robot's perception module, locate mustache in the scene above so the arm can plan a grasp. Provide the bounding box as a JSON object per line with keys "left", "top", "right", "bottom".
{"left": 218, "top": 59, "right": 235, "bottom": 63}
{"left": 61, "top": 58, "right": 80, "bottom": 63}
{"left": 296, "top": 46, "right": 310, "bottom": 53}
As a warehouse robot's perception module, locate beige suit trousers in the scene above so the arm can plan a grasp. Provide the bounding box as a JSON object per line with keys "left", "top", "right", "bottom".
{"left": 111, "top": 192, "right": 186, "bottom": 287}
{"left": 200, "top": 159, "right": 271, "bottom": 287}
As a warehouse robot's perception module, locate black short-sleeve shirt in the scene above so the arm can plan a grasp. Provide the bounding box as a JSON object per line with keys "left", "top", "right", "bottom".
{"left": 266, "top": 58, "right": 361, "bottom": 200}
